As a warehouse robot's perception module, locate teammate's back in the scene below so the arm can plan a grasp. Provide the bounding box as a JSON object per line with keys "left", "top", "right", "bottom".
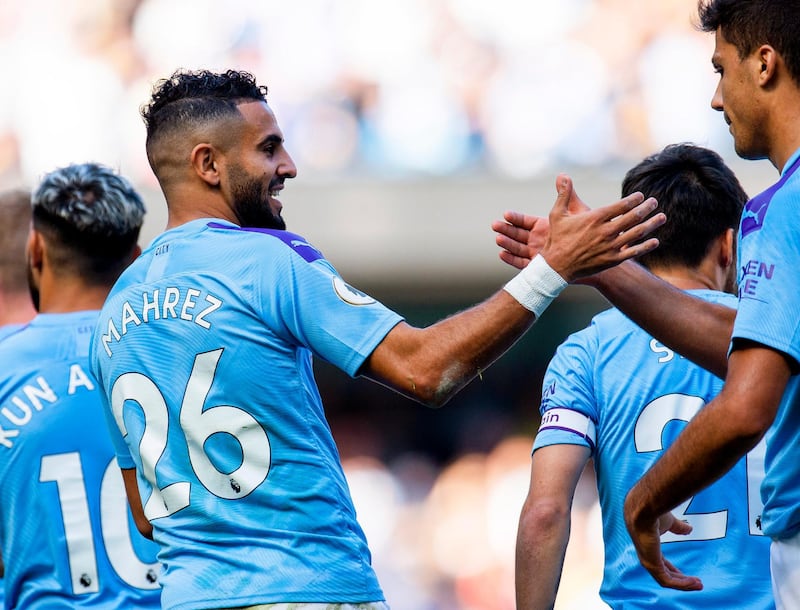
{"left": 0, "top": 313, "right": 160, "bottom": 608}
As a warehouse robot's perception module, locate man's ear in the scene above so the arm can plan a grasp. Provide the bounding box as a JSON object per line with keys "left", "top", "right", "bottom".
{"left": 757, "top": 44, "right": 778, "bottom": 85}
{"left": 720, "top": 227, "right": 735, "bottom": 269}
{"left": 27, "top": 229, "right": 45, "bottom": 271}
{"left": 190, "top": 143, "right": 221, "bottom": 187}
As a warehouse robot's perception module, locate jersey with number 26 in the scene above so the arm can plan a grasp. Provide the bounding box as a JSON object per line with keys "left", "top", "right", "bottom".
{"left": 534, "top": 290, "right": 773, "bottom": 609}
{"left": 90, "top": 219, "right": 403, "bottom": 610}
{"left": 0, "top": 312, "right": 161, "bottom": 608}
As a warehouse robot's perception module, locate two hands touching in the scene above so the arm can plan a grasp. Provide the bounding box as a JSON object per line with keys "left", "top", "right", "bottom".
{"left": 493, "top": 173, "right": 659, "bottom": 281}
{"left": 493, "top": 174, "right": 704, "bottom": 592}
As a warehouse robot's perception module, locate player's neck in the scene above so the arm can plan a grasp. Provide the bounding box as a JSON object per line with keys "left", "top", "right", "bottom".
{"left": 766, "top": 86, "right": 800, "bottom": 172}
{"left": 652, "top": 268, "right": 719, "bottom": 292}
{"left": 37, "top": 276, "right": 109, "bottom": 314}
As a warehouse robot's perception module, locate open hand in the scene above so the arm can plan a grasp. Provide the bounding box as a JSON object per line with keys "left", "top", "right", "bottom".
{"left": 624, "top": 506, "right": 704, "bottom": 591}
{"left": 492, "top": 174, "right": 664, "bottom": 280}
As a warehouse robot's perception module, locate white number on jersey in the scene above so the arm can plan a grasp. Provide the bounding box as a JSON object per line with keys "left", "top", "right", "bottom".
{"left": 634, "top": 393, "right": 766, "bottom": 541}
{"left": 39, "top": 454, "right": 160, "bottom": 594}
{"left": 110, "top": 348, "right": 271, "bottom": 520}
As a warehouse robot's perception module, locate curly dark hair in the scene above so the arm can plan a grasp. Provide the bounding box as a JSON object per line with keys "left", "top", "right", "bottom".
{"left": 697, "top": 0, "right": 800, "bottom": 85}
{"left": 32, "top": 162, "right": 145, "bottom": 281}
{"left": 141, "top": 69, "right": 268, "bottom": 144}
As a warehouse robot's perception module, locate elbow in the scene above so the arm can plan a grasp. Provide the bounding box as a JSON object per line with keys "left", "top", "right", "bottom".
{"left": 404, "top": 366, "right": 467, "bottom": 408}
{"left": 520, "top": 496, "right": 571, "bottom": 533}
{"left": 409, "top": 348, "right": 486, "bottom": 407}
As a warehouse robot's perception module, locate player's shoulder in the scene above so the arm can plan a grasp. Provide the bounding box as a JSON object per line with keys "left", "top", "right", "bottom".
{"left": 204, "top": 222, "right": 325, "bottom": 263}
{"left": 586, "top": 307, "right": 633, "bottom": 337}
{"left": 691, "top": 289, "right": 737, "bottom": 308}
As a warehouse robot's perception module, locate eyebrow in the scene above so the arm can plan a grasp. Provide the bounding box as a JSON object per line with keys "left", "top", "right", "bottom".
{"left": 257, "top": 134, "right": 283, "bottom": 148}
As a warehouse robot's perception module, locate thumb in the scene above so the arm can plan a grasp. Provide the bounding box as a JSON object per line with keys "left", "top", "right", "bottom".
{"left": 551, "top": 173, "right": 573, "bottom": 216}
{"left": 663, "top": 516, "right": 693, "bottom": 537}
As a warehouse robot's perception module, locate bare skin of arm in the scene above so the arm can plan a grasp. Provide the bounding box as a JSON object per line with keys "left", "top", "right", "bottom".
{"left": 362, "top": 175, "right": 665, "bottom": 407}
{"left": 122, "top": 467, "right": 153, "bottom": 540}
{"left": 492, "top": 209, "right": 734, "bottom": 378}
{"left": 516, "top": 444, "right": 590, "bottom": 610}
{"left": 623, "top": 343, "right": 789, "bottom": 590}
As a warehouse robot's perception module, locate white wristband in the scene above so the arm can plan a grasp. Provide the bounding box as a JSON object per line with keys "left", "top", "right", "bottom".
{"left": 503, "top": 254, "right": 567, "bottom": 318}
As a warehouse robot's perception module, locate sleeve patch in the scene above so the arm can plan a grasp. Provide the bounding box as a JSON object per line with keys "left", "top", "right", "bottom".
{"left": 538, "top": 408, "right": 597, "bottom": 449}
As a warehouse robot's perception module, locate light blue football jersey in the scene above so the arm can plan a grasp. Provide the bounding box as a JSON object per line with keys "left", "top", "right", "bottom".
{"left": 90, "top": 219, "right": 403, "bottom": 610}
{"left": 0, "top": 323, "right": 22, "bottom": 610}
{"left": 0, "top": 323, "right": 25, "bottom": 343}
{"left": 0, "top": 312, "right": 161, "bottom": 609}
{"left": 733, "top": 148, "right": 800, "bottom": 541}
{"left": 534, "top": 290, "right": 773, "bottom": 609}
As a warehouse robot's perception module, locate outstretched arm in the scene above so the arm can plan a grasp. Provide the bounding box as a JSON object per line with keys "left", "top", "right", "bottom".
{"left": 492, "top": 180, "right": 734, "bottom": 378}
{"left": 586, "top": 263, "right": 734, "bottom": 378}
{"left": 516, "top": 444, "right": 589, "bottom": 610}
{"left": 361, "top": 175, "right": 664, "bottom": 406}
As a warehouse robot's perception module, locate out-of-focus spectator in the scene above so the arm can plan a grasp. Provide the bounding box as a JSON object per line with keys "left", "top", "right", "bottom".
{"left": 0, "top": 0, "right": 724, "bottom": 186}
{"left": 0, "top": 189, "right": 35, "bottom": 331}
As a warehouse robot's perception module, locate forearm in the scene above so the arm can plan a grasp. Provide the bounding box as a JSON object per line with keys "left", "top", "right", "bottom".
{"left": 122, "top": 467, "right": 153, "bottom": 539}
{"left": 625, "top": 395, "right": 762, "bottom": 528}
{"left": 588, "top": 261, "right": 734, "bottom": 378}
{"left": 516, "top": 445, "right": 587, "bottom": 610}
{"left": 625, "top": 347, "right": 785, "bottom": 528}
{"left": 365, "top": 290, "right": 536, "bottom": 406}
{"left": 516, "top": 512, "right": 569, "bottom": 610}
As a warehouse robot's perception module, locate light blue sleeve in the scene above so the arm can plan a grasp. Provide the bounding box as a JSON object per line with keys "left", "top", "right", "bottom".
{"left": 533, "top": 326, "right": 599, "bottom": 453}
{"left": 734, "top": 178, "right": 800, "bottom": 365}
{"left": 257, "top": 246, "right": 404, "bottom": 377}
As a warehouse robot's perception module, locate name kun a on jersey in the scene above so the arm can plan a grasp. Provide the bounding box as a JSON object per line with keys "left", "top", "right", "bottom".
{"left": 0, "top": 364, "right": 96, "bottom": 449}
{"left": 101, "top": 285, "right": 223, "bottom": 357}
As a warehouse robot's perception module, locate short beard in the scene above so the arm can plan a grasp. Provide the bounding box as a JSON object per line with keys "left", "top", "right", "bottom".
{"left": 229, "top": 165, "right": 286, "bottom": 230}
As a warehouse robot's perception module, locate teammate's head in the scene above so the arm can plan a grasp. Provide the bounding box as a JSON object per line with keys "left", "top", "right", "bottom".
{"left": 698, "top": 0, "right": 800, "bottom": 85}
{"left": 621, "top": 143, "right": 746, "bottom": 275}
{"left": 29, "top": 162, "right": 145, "bottom": 308}
{"left": 698, "top": 0, "right": 800, "bottom": 162}
{"left": 142, "top": 69, "right": 296, "bottom": 230}
{"left": 0, "top": 189, "right": 32, "bottom": 297}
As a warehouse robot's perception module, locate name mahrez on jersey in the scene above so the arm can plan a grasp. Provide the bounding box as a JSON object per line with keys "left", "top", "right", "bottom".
{"left": 101, "top": 286, "right": 223, "bottom": 357}
{"left": 0, "top": 364, "right": 95, "bottom": 448}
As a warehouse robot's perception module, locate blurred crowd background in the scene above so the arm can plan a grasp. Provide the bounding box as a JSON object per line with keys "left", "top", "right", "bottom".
{"left": 0, "top": 0, "right": 748, "bottom": 187}
{"left": 0, "top": 0, "right": 778, "bottom": 608}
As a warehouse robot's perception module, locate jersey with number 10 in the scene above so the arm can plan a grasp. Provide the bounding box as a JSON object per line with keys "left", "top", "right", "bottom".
{"left": 0, "top": 312, "right": 161, "bottom": 608}
{"left": 90, "top": 219, "right": 403, "bottom": 610}
{"left": 533, "top": 290, "right": 773, "bottom": 609}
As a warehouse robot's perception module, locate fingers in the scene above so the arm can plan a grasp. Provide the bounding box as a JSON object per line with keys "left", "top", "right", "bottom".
{"left": 591, "top": 190, "right": 648, "bottom": 222}
{"left": 553, "top": 173, "right": 590, "bottom": 214}
{"left": 498, "top": 250, "right": 529, "bottom": 270}
{"left": 497, "top": 210, "right": 537, "bottom": 231}
{"left": 549, "top": 174, "right": 574, "bottom": 216}
{"left": 612, "top": 211, "right": 666, "bottom": 261}
{"left": 492, "top": 221, "right": 531, "bottom": 244}
{"left": 650, "top": 558, "right": 704, "bottom": 591}
{"left": 665, "top": 518, "right": 693, "bottom": 537}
